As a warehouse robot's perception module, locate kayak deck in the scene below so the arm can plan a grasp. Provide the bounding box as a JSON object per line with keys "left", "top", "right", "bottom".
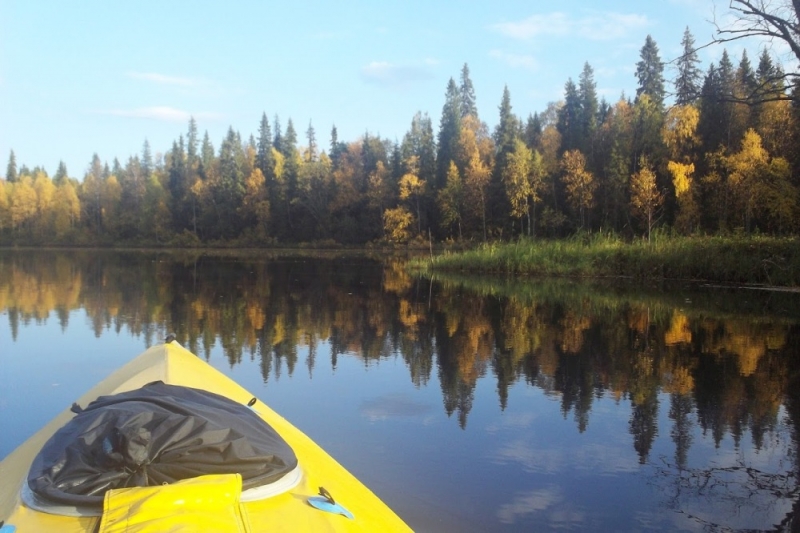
{"left": 0, "top": 342, "right": 412, "bottom": 532}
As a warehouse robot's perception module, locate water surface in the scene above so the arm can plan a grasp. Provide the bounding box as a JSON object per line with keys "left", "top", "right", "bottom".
{"left": 1, "top": 250, "right": 798, "bottom": 532}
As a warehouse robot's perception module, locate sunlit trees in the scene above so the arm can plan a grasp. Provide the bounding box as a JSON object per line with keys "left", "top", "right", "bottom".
{"left": 725, "top": 128, "right": 797, "bottom": 233}
{"left": 630, "top": 157, "right": 664, "bottom": 241}
{"left": 663, "top": 105, "right": 701, "bottom": 233}
{"left": 438, "top": 161, "right": 464, "bottom": 239}
{"left": 383, "top": 206, "right": 413, "bottom": 243}
{"left": 399, "top": 157, "right": 426, "bottom": 236}
{"left": 242, "top": 168, "right": 271, "bottom": 239}
{"left": 1, "top": 43, "right": 799, "bottom": 247}
{"left": 561, "top": 149, "right": 596, "bottom": 229}
{"left": 52, "top": 180, "right": 80, "bottom": 237}
{"left": 503, "top": 139, "right": 544, "bottom": 236}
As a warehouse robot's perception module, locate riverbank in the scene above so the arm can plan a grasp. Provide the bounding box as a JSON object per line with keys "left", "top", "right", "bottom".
{"left": 409, "top": 235, "right": 800, "bottom": 287}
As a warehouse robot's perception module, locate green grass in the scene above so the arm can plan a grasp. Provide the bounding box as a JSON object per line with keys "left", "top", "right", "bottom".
{"left": 409, "top": 234, "right": 800, "bottom": 287}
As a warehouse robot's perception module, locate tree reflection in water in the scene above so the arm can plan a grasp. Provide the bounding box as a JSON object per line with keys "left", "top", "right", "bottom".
{"left": 1, "top": 250, "right": 798, "bottom": 530}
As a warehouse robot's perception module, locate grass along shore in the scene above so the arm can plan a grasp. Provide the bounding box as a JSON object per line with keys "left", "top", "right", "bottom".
{"left": 410, "top": 234, "right": 800, "bottom": 287}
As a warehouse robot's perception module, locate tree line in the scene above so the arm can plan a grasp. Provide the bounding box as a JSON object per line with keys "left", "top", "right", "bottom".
{"left": 2, "top": 29, "right": 799, "bottom": 246}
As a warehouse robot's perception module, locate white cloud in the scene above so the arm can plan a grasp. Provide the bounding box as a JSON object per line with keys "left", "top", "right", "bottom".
{"left": 489, "top": 50, "right": 539, "bottom": 71}
{"left": 497, "top": 487, "right": 562, "bottom": 524}
{"left": 126, "top": 72, "right": 198, "bottom": 87}
{"left": 491, "top": 11, "right": 649, "bottom": 41}
{"left": 360, "top": 61, "right": 435, "bottom": 88}
{"left": 359, "top": 393, "right": 432, "bottom": 421}
{"left": 104, "top": 106, "right": 221, "bottom": 122}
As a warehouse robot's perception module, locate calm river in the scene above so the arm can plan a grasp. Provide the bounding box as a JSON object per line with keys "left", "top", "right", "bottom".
{"left": 1, "top": 250, "right": 798, "bottom": 532}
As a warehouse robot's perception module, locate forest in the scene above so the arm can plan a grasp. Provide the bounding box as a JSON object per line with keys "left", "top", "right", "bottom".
{"left": 1, "top": 28, "right": 799, "bottom": 246}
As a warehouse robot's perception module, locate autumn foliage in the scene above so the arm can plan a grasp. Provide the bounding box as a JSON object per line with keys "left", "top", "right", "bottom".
{"left": 2, "top": 32, "right": 799, "bottom": 246}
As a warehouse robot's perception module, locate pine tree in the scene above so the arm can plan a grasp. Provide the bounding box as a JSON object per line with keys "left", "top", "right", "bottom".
{"left": 459, "top": 63, "right": 478, "bottom": 119}
{"left": 5, "top": 150, "right": 18, "bottom": 183}
{"left": 635, "top": 35, "right": 666, "bottom": 107}
{"left": 674, "top": 27, "right": 702, "bottom": 105}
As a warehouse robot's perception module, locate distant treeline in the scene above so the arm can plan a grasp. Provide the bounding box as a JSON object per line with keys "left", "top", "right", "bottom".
{"left": 2, "top": 30, "right": 798, "bottom": 246}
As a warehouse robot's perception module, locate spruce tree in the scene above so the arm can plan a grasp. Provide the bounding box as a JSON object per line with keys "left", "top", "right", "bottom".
{"left": 698, "top": 63, "right": 726, "bottom": 152}
{"left": 256, "top": 112, "right": 274, "bottom": 177}
{"left": 141, "top": 140, "right": 153, "bottom": 177}
{"left": 436, "top": 78, "right": 462, "bottom": 189}
{"left": 557, "top": 78, "right": 581, "bottom": 152}
{"left": 187, "top": 117, "right": 199, "bottom": 168}
{"left": 459, "top": 63, "right": 478, "bottom": 119}
{"left": 524, "top": 113, "right": 542, "bottom": 151}
{"left": 54, "top": 160, "right": 68, "bottom": 185}
{"left": 329, "top": 125, "right": 346, "bottom": 166}
{"left": 306, "top": 121, "right": 317, "bottom": 162}
{"left": 273, "top": 116, "right": 283, "bottom": 154}
{"left": 737, "top": 50, "right": 757, "bottom": 98}
{"left": 491, "top": 86, "right": 518, "bottom": 228}
{"left": 578, "top": 62, "right": 598, "bottom": 158}
{"left": 635, "top": 35, "right": 666, "bottom": 107}
{"left": 200, "top": 131, "right": 214, "bottom": 174}
{"left": 5, "top": 150, "right": 18, "bottom": 183}
{"left": 674, "top": 27, "right": 702, "bottom": 105}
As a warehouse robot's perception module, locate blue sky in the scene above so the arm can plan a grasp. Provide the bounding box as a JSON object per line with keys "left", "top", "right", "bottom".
{"left": 0, "top": 1, "right": 785, "bottom": 178}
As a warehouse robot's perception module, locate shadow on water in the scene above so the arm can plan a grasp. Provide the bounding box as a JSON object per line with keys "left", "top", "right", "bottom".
{"left": 1, "top": 249, "right": 798, "bottom": 531}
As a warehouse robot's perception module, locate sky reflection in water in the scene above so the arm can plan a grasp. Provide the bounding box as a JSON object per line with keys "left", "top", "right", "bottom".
{"left": 0, "top": 250, "right": 798, "bottom": 532}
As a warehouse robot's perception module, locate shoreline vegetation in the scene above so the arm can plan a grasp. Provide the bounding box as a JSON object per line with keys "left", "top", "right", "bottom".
{"left": 409, "top": 234, "right": 800, "bottom": 288}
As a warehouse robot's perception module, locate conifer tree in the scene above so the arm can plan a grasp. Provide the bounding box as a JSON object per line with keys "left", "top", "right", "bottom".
{"left": 329, "top": 125, "right": 346, "bottom": 166}
{"left": 187, "top": 117, "right": 199, "bottom": 167}
{"left": 256, "top": 113, "right": 274, "bottom": 179}
{"left": 5, "top": 150, "right": 18, "bottom": 183}
{"left": 436, "top": 78, "right": 462, "bottom": 189}
{"left": 635, "top": 35, "right": 666, "bottom": 107}
{"left": 674, "top": 27, "right": 702, "bottom": 105}
{"left": 578, "top": 62, "right": 599, "bottom": 159}
{"left": 525, "top": 113, "right": 542, "bottom": 151}
{"left": 305, "top": 121, "right": 317, "bottom": 162}
{"left": 459, "top": 63, "right": 478, "bottom": 119}
{"left": 557, "top": 79, "right": 581, "bottom": 153}
{"left": 141, "top": 140, "right": 153, "bottom": 178}
{"left": 54, "top": 160, "right": 68, "bottom": 185}
{"left": 737, "top": 50, "right": 757, "bottom": 97}
{"left": 200, "top": 131, "right": 214, "bottom": 174}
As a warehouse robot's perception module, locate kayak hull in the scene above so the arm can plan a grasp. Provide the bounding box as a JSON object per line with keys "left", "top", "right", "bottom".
{"left": 0, "top": 342, "right": 412, "bottom": 532}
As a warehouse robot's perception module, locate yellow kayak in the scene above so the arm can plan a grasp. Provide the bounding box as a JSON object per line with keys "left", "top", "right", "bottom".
{"left": 0, "top": 341, "right": 412, "bottom": 532}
